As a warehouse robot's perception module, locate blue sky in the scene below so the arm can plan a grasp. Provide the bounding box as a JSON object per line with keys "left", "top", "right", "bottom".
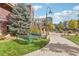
{"left": 32, "top": 3, "right": 79, "bottom": 24}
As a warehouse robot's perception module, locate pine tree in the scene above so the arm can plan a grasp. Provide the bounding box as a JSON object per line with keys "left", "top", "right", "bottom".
{"left": 7, "top": 4, "right": 31, "bottom": 38}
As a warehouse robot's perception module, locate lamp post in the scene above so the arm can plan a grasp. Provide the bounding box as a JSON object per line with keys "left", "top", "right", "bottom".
{"left": 45, "top": 7, "right": 52, "bottom": 36}
{"left": 77, "top": 14, "right": 79, "bottom": 27}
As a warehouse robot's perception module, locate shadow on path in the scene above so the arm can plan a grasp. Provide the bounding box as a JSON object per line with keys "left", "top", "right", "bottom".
{"left": 41, "top": 43, "right": 79, "bottom": 56}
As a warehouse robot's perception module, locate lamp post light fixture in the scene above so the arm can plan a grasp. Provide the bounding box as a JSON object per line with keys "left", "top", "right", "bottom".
{"left": 46, "top": 7, "right": 52, "bottom": 23}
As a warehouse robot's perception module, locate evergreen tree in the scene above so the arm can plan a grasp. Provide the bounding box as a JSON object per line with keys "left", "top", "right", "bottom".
{"left": 7, "top": 4, "right": 31, "bottom": 38}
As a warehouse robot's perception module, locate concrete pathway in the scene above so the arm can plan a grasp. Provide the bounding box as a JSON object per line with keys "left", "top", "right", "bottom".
{"left": 24, "top": 32, "right": 79, "bottom": 56}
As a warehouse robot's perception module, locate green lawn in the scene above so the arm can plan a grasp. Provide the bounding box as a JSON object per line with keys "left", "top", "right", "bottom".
{"left": 63, "top": 35, "right": 79, "bottom": 45}
{"left": 0, "top": 38, "right": 49, "bottom": 56}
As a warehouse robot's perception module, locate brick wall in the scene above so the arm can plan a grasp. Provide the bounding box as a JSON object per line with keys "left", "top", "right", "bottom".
{"left": 0, "top": 7, "right": 10, "bottom": 34}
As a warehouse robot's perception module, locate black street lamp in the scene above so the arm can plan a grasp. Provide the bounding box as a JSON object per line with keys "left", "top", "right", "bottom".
{"left": 45, "top": 7, "right": 52, "bottom": 36}
{"left": 77, "top": 14, "right": 79, "bottom": 28}
{"left": 46, "top": 7, "right": 52, "bottom": 23}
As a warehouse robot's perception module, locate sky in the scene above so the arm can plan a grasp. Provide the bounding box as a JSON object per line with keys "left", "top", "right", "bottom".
{"left": 32, "top": 3, "right": 79, "bottom": 24}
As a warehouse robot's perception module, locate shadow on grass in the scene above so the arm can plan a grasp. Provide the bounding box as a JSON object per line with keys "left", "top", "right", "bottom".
{"left": 41, "top": 43, "right": 79, "bottom": 56}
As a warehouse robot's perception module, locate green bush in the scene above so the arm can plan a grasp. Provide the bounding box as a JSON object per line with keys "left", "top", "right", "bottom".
{"left": 33, "top": 38, "right": 49, "bottom": 47}
{"left": 14, "top": 38, "right": 28, "bottom": 45}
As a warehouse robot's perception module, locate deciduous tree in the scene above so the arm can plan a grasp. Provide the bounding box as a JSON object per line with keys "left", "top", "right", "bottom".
{"left": 68, "top": 20, "right": 78, "bottom": 29}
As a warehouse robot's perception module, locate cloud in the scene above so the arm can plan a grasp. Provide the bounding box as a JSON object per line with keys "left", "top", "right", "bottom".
{"left": 54, "top": 12, "right": 63, "bottom": 20}
{"left": 73, "top": 5, "right": 79, "bottom": 10}
{"left": 35, "top": 15, "right": 46, "bottom": 18}
{"left": 33, "top": 5, "right": 42, "bottom": 11}
{"left": 45, "top": 3, "right": 50, "bottom": 5}
{"left": 35, "top": 15, "right": 52, "bottom": 18}
{"left": 39, "top": 15, "right": 46, "bottom": 18}
{"left": 54, "top": 13, "right": 62, "bottom": 16}
{"left": 62, "top": 10, "right": 73, "bottom": 16}
{"left": 53, "top": 10, "right": 74, "bottom": 23}
{"left": 54, "top": 10, "right": 73, "bottom": 18}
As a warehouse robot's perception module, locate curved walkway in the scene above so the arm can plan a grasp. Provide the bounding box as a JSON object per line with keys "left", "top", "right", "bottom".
{"left": 24, "top": 32, "right": 79, "bottom": 56}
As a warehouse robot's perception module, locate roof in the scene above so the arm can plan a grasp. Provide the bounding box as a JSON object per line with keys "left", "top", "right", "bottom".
{"left": 0, "top": 3, "right": 15, "bottom": 11}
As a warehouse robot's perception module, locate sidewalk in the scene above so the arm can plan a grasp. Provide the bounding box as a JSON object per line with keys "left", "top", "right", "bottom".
{"left": 24, "top": 32, "right": 79, "bottom": 56}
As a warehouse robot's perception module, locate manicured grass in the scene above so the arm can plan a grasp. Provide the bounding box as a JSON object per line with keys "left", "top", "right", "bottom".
{"left": 0, "top": 38, "right": 49, "bottom": 56}
{"left": 63, "top": 35, "right": 79, "bottom": 45}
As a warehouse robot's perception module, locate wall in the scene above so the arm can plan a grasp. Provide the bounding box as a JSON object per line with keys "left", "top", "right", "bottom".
{"left": 0, "top": 7, "right": 10, "bottom": 34}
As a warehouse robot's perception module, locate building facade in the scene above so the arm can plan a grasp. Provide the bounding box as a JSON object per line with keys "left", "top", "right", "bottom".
{"left": 0, "top": 3, "right": 13, "bottom": 35}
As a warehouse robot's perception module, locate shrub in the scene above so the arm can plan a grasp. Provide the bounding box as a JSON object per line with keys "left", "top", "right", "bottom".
{"left": 33, "top": 38, "right": 49, "bottom": 47}
{"left": 14, "top": 38, "right": 28, "bottom": 45}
